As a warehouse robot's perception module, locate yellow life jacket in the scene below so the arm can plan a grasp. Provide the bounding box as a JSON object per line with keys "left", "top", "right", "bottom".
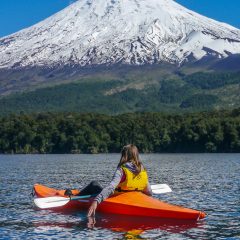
{"left": 116, "top": 165, "right": 148, "bottom": 192}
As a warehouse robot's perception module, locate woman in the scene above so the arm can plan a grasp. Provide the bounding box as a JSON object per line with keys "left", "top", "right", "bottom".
{"left": 87, "top": 144, "right": 152, "bottom": 217}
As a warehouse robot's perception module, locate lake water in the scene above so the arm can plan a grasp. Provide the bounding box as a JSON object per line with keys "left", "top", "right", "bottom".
{"left": 0, "top": 154, "right": 239, "bottom": 239}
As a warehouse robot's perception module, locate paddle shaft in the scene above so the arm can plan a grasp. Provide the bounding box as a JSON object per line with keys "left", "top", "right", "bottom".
{"left": 45, "top": 194, "right": 96, "bottom": 203}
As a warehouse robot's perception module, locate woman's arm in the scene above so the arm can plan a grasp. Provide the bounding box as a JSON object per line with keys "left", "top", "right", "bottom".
{"left": 94, "top": 168, "right": 123, "bottom": 203}
{"left": 87, "top": 168, "right": 123, "bottom": 216}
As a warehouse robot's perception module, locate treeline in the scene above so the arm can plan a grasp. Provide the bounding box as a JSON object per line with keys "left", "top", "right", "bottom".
{"left": 0, "top": 109, "right": 240, "bottom": 154}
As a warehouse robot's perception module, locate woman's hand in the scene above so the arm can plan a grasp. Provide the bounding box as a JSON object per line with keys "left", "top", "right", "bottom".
{"left": 87, "top": 216, "right": 96, "bottom": 228}
{"left": 87, "top": 200, "right": 98, "bottom": 217}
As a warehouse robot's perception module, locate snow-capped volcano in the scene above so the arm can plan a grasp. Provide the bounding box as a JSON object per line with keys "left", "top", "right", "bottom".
{"left": 0, "top": 0, "right": 240, "bottom": 69}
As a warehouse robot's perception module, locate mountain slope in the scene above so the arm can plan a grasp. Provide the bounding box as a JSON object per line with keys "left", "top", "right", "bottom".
{"left": 0, "top": 0, "right": 240, "bottom": 70}
{"left": 1, "top": 71, "right": 240, "bottom": 115}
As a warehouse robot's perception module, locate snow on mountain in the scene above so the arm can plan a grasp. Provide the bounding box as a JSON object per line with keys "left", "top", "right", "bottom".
{"left": 0, "top": 0, "right": 240, "bottom": 69}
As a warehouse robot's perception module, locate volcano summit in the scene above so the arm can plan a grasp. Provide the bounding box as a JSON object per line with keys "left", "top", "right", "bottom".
{"left": 0, "top": 0, "right": 240, "bottom": 70}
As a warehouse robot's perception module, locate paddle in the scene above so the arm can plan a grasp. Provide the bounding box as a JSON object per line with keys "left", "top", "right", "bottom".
{"left": 151, "top": 184, "right": 172, "bottom": 194}
{"left": 34, "top": 184, "right": 172, "bottom": 209}
{"left": 34, "top": 194, "right": 96, "bottom": 209}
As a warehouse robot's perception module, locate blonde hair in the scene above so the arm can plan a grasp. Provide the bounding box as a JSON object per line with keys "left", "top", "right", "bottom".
{"left": 118, "top": 144, "right": 142, "bottom": 174}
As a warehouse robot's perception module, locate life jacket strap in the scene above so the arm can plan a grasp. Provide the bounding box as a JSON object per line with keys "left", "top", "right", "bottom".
{"left": 116, "top": 187, "right": 141, "bottom": 192}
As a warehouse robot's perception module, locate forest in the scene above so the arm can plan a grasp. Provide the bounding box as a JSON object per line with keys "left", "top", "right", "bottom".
{"left": 0, "top": 109, "right": 239, "bottom": 154}
{"left": 0, "top": 71, "right": 240, "bottom": 115}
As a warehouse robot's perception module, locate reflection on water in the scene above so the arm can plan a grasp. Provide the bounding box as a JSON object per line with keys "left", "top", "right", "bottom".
{"left": 0, "top": 154, "right": 239, "bottom": 239}
{"left": 32, "top": 211, "right": 204, "bottom": 239}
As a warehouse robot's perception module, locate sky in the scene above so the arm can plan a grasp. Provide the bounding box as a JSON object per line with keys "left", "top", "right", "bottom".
{"left": 0, "top": 0, "right": 239, "bottom": 37}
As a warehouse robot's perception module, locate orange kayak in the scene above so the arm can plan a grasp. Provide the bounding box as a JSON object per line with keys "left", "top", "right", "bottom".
{"left": 33, "top": 184, "right": 206, "bottom": 220}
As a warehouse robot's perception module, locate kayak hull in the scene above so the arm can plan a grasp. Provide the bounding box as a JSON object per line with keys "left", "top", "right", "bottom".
{"left": 33, "top": 184, "right": 206, "bottom": 220}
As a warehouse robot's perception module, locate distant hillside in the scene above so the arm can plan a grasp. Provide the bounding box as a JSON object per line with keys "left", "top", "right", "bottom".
{"left": 0, "top": 71, "right": 239, "bottom": 115}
